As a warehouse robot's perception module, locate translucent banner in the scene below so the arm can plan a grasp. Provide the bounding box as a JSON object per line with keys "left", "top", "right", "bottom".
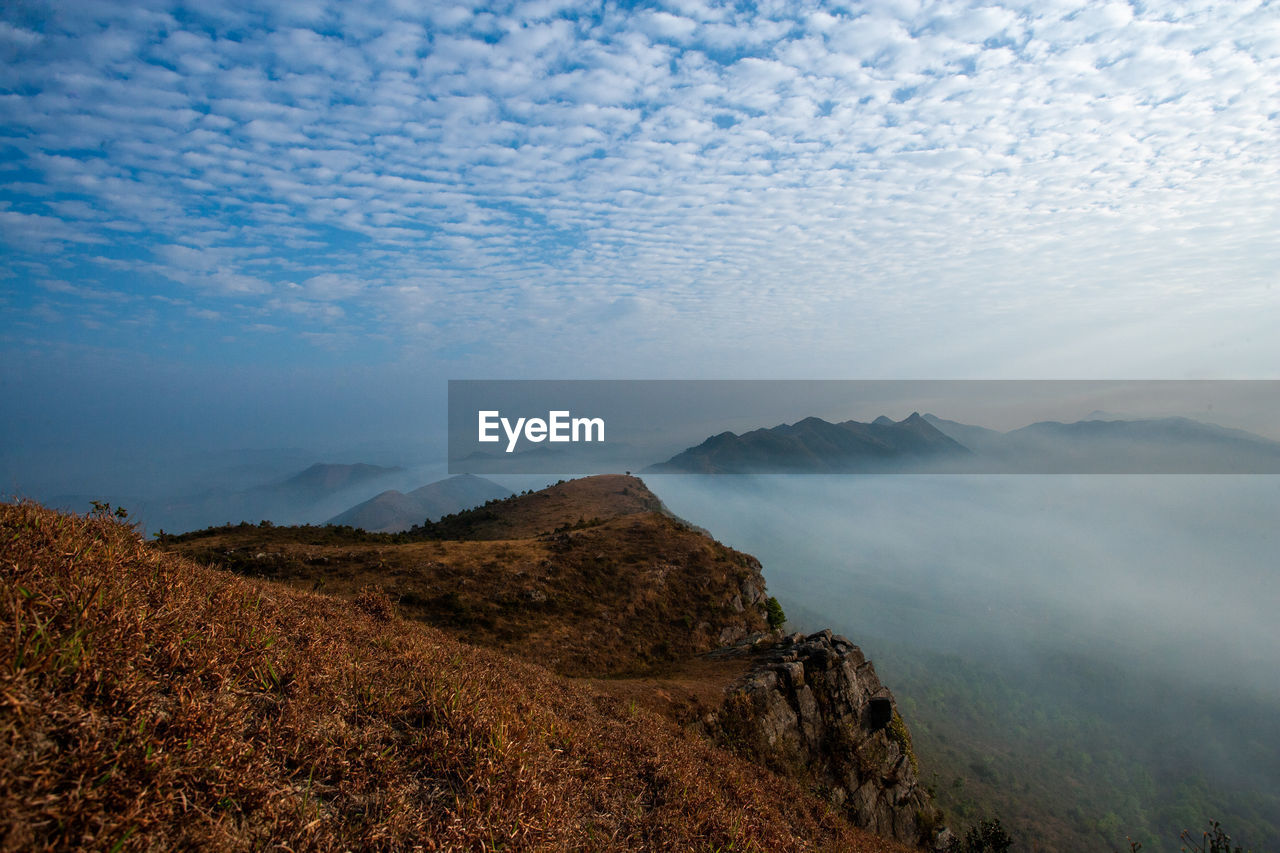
{"left": 447, "top": 380, "right": 1280, "bottom": 475}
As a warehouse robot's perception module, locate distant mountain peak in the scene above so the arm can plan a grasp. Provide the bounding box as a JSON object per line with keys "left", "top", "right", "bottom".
{"left": 648, "top": 415, "right": 967, "bottom": 474}
{"left": 328, "top": 474, "right": 512, "bottom": 533}
{"left": 278, "top": 462, "right": 402, "bottom": 492}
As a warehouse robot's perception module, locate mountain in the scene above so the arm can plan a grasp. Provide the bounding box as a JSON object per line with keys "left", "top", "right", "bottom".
{"left": 658, "top": 412, "right": 1280, "bottom": 474}
{"left": 931, "top": 414, "right": 1280, "bottom": 473}
{"left": 269, "top": 462, "right": 401, "bottom": 494}
{"left": 647, "top": 413, "right": 969, "bottom": 473}
{"left": 920, "top": 412, "right": 1007, "bottom": 453}
{"left": 219, "top": 462, "right": 405, "bottom": 522}
{"left": 156, "top": 474, "right": 940, "bottom": 845}
{"left": 400, "top": 473, "right": 669, "bottom": 540}
{"left": 49, "top": 461, "right": 408, "bottom": 535}
{"left": 1008, "top": 416, "right": 1274, "bottom": 447}
{"left": 326, "top": 474, "right": 512, "bottom": 532}
{"left": 166, "top": 475, "right": 761, "bottom": 675}
{"left": 4, "top": 497, "right": 923, "bottom": 852}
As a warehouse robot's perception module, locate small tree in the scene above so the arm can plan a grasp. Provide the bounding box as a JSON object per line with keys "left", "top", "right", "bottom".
{"left": 765, "top": 596, "right": 786, "bottom": 629}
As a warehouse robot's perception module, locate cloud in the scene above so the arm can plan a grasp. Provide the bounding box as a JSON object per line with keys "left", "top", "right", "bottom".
{"left": 0, "top": 208, "right": 110, "bottom": 250}
{"left": 0, "top": 21, "right": 41, "bottom": 49}
{"left": 36, "top": 279, "right": 132, "bottom": 302}
{"left": 639, "top": 11, "right": 699, "bottom": 43}
{"left": 293, "top": 273, "right": 366, "bottom": 301}
{"left": 149, "top": 245, "right": 275, "bottom": 295}
{"left": 0, "top": 0, "right": 1277, "bottom": 374}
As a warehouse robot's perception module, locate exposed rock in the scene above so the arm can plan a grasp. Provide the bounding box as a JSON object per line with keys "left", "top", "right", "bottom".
{"left": 712, "top": 630, "right": 941, "bottom": 847}
{"left": 737, "top": 558, "right": 768, "bottom": 608}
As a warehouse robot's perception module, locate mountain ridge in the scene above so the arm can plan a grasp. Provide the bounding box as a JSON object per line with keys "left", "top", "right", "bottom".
{"left": 163, "top": 476, "right": 768, "bottom": 677}
{"left": 653, "top": 412, "right": 1280, "bottom": 474}
{"left": 647, "top": 413, "right": 968, "bottom": 474}
{"left": 3, "top": 497, "right": 921, "bottom": 852}
{"left": 156, "top": 474, "right": 942, "bottom": 845}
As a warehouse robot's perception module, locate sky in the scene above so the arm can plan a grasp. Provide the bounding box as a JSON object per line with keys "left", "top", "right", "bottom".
{"left": 3, "top": 0, "right": 1280, "bottom": 475}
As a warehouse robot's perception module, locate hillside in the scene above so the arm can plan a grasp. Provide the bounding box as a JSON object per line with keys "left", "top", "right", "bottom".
{"left": 158, "top": 475, "right": 943, "bottom": 846}
{"left": 2, "top": 499, "right": 919, "bottom": 852}
{"left": 405, "top": 473, "right": 669, "bottom": 540}
{"left": 164, "top": 476, "right": 767, "bottom": 677}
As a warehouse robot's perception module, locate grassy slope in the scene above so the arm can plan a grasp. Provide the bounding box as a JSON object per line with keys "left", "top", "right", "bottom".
{"left": 163, "top": 476, "right": 769, "bottom": 677}
{"left": 405, "top": 474, "right": 669, "bottom": 540}
{"left": 2, "top": 501, "right": 917, "bottom": 852}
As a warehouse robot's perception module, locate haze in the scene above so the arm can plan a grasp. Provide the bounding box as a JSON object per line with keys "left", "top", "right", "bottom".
{"left": 650, "top": 473, "right": 1280, "bottom": 848}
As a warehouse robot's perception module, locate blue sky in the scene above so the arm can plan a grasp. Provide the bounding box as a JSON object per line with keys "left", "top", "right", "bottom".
{"left": 3, "top": 0, "right": 1280, "bottom": 472}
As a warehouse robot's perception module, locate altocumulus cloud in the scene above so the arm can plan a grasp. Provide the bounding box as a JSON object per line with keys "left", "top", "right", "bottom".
{"left": 1, "top": 0, "right": 1279, "bottom": 375}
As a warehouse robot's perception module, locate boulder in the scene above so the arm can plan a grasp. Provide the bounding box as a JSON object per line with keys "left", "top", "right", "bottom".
{"left": 713, "top": 630, "right": 941, "bottom": 847}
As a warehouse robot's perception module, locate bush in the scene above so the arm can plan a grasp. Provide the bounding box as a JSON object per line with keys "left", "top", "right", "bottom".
{"left": 765, "top": 596, "right": 786, "bottom": 629}
{"left": 354, "top": 585, "right": 395, "bottom": 621}
{"left": 942, "top": 818, "right": 1012, "bottom": 853}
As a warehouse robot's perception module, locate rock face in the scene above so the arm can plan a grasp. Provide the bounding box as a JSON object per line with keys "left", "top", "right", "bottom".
{"left": 714, "top": 630, "right": 940, "bottom": 847}
{"left": 715, "top": 554, "right": 769, "bottom": 646}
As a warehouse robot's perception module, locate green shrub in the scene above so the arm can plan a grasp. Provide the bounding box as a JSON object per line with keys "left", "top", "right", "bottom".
{"left": 765, "top": 596, "right": 786, "bottom": 629}
{"left": 888, "top": 711, "right": 920, "bottom": 775}
{"left": 940, "top": 818, "right": 1012, "bottom": 853}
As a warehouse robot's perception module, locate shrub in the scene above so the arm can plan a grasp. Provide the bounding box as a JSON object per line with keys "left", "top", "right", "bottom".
{"left": 354, "top": 585, "right": 395, "bottom": 621}
{"left": 941, "top": 818, "right": 1012, "bottom": 853}
{"left": 888, "top": 711, "right": 920, "bottom": 775}
{"left": 765, "top": 596, "right": 786, "bottom": 629}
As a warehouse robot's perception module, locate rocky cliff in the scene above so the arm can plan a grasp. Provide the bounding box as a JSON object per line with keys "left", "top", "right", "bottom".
{"left": 711, "top": 630, "right": 940, "bottom": 847}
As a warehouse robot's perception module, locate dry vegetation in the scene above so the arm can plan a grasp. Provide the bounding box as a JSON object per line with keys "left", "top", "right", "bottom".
{"left": 163, "top": 477, "right": 768, "bottom": 677}
{"left": 403, "top": 474, "right": 669, "bottom": 541}
{"left": 2, "top": 500, "right": 917, "bottom": 852}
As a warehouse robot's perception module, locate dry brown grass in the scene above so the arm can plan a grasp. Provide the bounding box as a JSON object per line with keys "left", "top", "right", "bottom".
{"left": 404, "top": 475, "right": 667, "bottom": 541}
{"left": 165, "top": 498, "right": 769, "bottom": 677}
{"left": 2, "top": 501, "right": 915, "bottom": 852}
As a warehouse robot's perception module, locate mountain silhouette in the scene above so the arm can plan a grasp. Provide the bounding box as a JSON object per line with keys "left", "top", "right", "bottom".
{"left": 647, "top": 413, "right": 968, "bottom": 473}
{"left": 327, "top": 473, "right": 512, "bottom": 532}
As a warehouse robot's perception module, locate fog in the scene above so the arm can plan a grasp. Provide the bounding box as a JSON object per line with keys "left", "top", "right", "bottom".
{"left": 647, "top": 473, "right": 1280, "bottom": 849}
{"left": 2, "top": 445, "right": 454, "bottom": 535}
{"left": 0, "top": 354, "right": 450, "bottom": 504}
